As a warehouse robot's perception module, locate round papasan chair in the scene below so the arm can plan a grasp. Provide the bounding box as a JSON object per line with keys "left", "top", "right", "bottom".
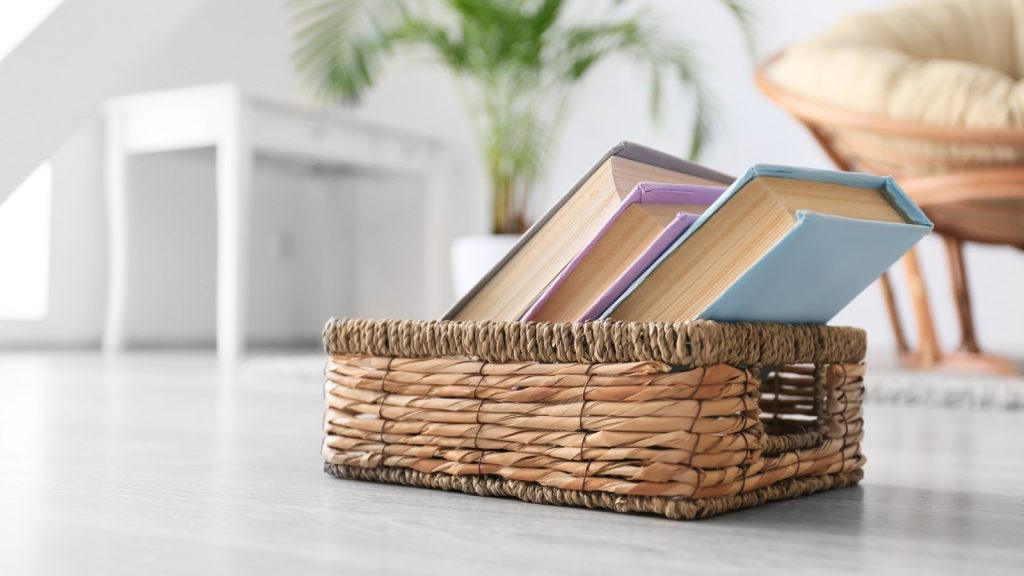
{"left": 758, "top": 0, "right": 1024, "bottom": 373}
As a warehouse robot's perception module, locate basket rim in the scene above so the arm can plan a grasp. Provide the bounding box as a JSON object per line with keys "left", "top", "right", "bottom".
{"left": 322, "top": 318, "right": 866, "bottom": 366}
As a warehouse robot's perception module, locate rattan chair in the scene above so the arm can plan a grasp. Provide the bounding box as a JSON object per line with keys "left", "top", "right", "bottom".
{"left": 757, "top": 56, "right": 1023, "bottom": 373}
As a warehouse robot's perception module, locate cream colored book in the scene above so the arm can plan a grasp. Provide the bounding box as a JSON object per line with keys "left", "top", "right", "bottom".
{"left": 520, "top": 182, "right": 724, "bottom": 322}
{"left": 443, "top": 142, "right": 732, "bottom": 321}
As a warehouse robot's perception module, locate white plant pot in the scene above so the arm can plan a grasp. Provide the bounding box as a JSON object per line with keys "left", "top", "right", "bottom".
{"left": 450, "top": 234, "right": 520, "bottom": 298}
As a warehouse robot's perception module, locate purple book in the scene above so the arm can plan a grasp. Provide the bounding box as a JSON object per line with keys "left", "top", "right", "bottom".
{"left": 521, "top": 182, "right": 726, "bottom": 322}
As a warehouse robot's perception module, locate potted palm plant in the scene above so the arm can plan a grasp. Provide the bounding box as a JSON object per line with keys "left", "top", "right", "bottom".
{"left": 290, "top": 0, "right": 753, "bottom": 294}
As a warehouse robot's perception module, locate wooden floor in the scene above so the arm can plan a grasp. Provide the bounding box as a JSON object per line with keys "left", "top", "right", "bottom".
{"left": 1, "top": 353, "right": 1022, "bottom": 575}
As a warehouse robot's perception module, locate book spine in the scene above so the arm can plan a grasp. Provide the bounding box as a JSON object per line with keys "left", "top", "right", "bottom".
{"left": 519, "top": 187, "right": 644, "bottom": 321}
{"left": 578, "top": 212, "right": 700, "bottom": 321}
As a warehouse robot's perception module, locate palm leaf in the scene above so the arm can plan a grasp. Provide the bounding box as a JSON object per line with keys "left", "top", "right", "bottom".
{"left": 719, "top": 0, "right": 760, "bottom": 60}
{"left": 288, "top": 0, "right": 755, "bottom": 231}
{"left": 289, "top": 0, "right": 411, "bottom": 103}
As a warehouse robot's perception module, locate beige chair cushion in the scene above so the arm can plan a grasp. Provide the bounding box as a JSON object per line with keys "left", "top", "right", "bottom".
{"left": 771, "top": 0, "right": 1024, "bottom": 130}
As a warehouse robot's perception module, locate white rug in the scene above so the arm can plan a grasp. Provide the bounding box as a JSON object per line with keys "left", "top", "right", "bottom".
{"left": 865, "top": 369, "right": 1024, "bottom": 410}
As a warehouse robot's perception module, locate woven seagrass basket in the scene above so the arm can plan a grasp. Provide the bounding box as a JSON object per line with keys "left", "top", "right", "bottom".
{"left": 322, "top": 318, "right": 866, "bottom": 520}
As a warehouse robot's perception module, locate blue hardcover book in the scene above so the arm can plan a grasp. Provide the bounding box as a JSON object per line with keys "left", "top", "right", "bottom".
{"left": 601, "top": 165, "right": 932, "bottom": 324}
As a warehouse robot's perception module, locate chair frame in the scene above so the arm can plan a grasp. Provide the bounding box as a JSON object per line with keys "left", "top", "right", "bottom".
{"left": 756, "top": 55, "right": 1023, "bottom": 373}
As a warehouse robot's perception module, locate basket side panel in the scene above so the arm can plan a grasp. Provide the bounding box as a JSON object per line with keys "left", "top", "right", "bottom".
{"left": 322, "top": 353, "right": 865, "bottom": 504}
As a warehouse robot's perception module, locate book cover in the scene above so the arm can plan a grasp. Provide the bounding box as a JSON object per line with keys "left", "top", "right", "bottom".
{"left": 601, "top": 165, "right": 933, "bottom": 323}
{"left": 521, "top": 182, "right": 725, "bottom": 321}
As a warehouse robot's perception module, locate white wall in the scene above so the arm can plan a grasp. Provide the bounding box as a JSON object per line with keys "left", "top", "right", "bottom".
{"left": 2, "top": 0, "right": 1022, "bottom": 358}
{"left": 0, "top": 0, "right": 210, "bottom": 207}
{"left": 0, "top": 0, "right": 456, "bottom": 348}
{"left": 0, "top": 119, "right": 108, "bottom": 347}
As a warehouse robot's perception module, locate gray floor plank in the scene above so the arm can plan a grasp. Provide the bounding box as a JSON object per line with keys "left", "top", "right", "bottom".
{"left": 1, "top": 353, "right": 1022, "bottom": 575}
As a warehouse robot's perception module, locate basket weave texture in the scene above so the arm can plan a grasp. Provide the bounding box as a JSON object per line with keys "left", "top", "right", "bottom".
{"left": 322, "top": 318, "right": 867, "bottom": 519}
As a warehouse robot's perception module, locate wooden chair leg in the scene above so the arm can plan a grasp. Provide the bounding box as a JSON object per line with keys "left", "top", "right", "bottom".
{"left": 942, "top": 235, "right": 980, "bottom": 353}
{"left": 902, "top": 248, "right": 941, "bottom": 368}
{"left": 935, "top": 235, "right": 1017, "bottom": 374}
{"left": 878, "top": 272, "right": 910, "bottom": 358}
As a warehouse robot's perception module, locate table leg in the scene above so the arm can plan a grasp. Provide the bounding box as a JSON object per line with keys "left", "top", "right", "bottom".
{"left": 103, "top": 116, "right": 128, "bottom": 355}
{"left": 215, "top": 96, "right": 252, "bottom": 363}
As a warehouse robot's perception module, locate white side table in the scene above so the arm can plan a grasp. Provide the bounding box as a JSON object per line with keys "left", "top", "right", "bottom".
{"left": 103, "top": 84, "right": 448, "bottom": 362}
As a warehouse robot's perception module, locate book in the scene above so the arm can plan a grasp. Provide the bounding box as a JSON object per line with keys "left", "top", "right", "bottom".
{"left": 443, "top": 142, "right": 733, "bottom": 321}
{"left": 602, "top": 165, "right": 933, "bottom": 324}
{"left": 521, "top": 182, "right": 725, "bottom": 322}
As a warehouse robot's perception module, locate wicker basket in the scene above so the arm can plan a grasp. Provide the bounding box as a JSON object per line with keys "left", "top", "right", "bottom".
{"left": 322, "top": 318, "right": 866, "bottom": 520}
